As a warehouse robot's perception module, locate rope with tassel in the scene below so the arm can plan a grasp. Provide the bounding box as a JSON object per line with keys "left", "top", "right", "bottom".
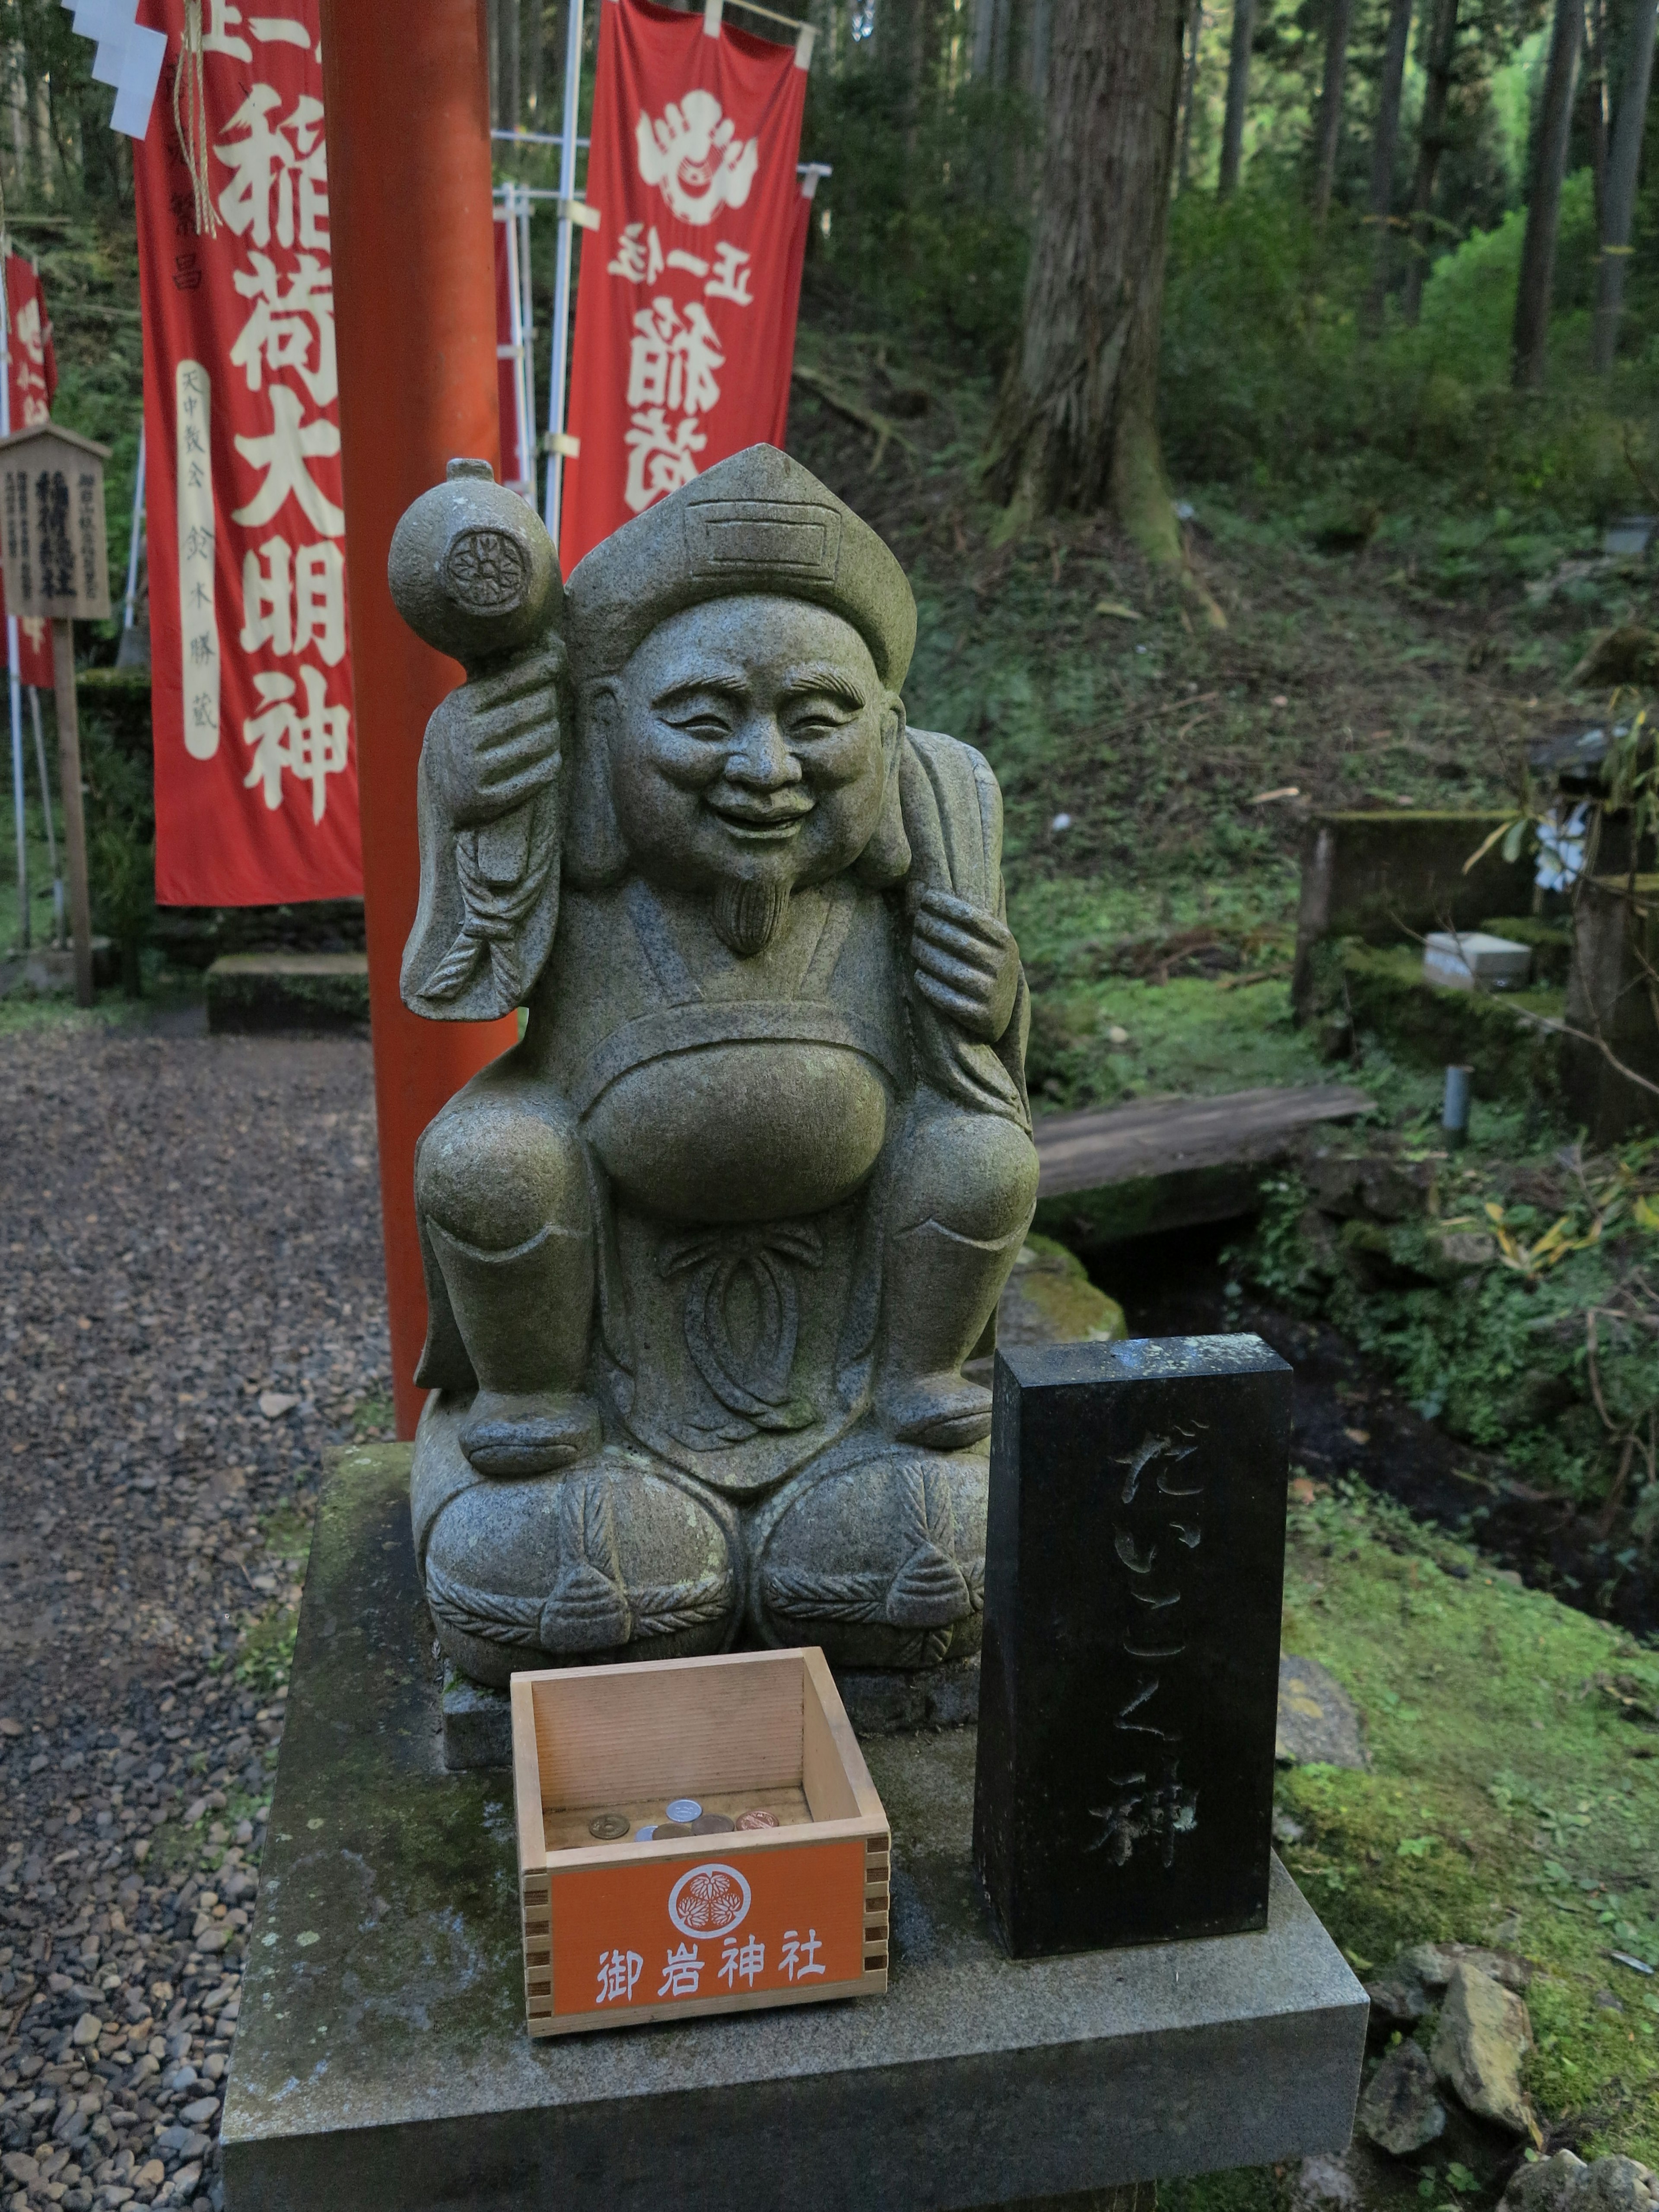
{"left": 172, "top": 0, "right": 221, "bottom": 238}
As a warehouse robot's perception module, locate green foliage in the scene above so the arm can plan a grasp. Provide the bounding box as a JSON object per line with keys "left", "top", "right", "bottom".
{"left": 1157, "top": 176, "right": 1648, "bottom": 557}
{"left": 1242, "top": 1142, "right": 1659, "bottom": 1513}
{"left": 802, "top": 67, "right": 1036, "bottom": 362}
{"left": 1414, "top": 174, "right": 1596, "bottom": 367}
{"left": 77, "top": 706, "right": 154, "bottom": 987}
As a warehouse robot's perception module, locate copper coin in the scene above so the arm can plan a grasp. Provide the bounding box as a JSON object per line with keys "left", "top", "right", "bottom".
{"left": 690, "top": 1813, "right": 734, "bottom": 1835}
{"left": 655, "top": 1820, "right": 693, "bottom": 1838}
{"left": 735, "top": 1809, "right": 780, "bottom": 1831}
{"left": 588, "top": 1812, "right": 629, "bottom": 1841}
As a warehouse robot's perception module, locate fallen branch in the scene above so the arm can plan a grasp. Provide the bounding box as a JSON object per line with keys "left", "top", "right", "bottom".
{"left": 789, "top": 363, "right": 916, "bottom": 468}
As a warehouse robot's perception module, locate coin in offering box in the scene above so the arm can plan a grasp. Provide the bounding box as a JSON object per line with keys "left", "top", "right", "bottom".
{"left": 735, "top": 1809, "right": 780, "bottom": 1830}
{"left": 655, "top": 1821, "right": 693, "bottom": 1838}
{"left": 588, "top": 1812, "right": 630, "bottom": 1841}
{"left": 691, "top": 1813, "right": 734, "bottom": 1834}
{"left": 664, "top": 1798, "right": 702, "bottom": 1822}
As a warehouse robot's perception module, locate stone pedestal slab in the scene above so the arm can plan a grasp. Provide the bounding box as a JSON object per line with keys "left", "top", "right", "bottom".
{"left": 222, "top": 1446, "right": 1367, "bottom": 2212}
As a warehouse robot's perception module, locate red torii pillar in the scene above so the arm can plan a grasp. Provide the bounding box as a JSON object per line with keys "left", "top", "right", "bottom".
{"left": 320, "top": 0, "right": 518, "bottom": 1438}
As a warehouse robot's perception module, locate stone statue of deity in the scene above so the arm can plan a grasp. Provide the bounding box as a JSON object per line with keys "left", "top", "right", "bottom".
{"left": 390, "top": 445, "right": 1037, "bottom": 1689}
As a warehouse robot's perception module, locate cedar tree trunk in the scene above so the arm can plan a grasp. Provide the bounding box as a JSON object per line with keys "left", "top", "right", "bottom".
{"left": 1401, "top": 0, "right": 1460, "bottom": 325}
{"left": 1312, "top": 0, "right": 1354, "bottom": 221}
{"left": 971, "top": 0, "right": 995, "bottom": 79}
{"left": 1178, "top": 1, "right": 1204, "bottom": 192}
{"left": 986, "top": 0, "right": 1188, "bottom": 562}
{"left": 1584, "top": 0, "right": 1609, "bottom": 244}
{"left": 1593, "top": 0, "right": 1659, "bottom": 372}
{"left": 1511, "top": 0, "right": 1583, "bottom": 388}
{"left": 1219, "top": 0, "right": 1255, "bottom": 197}
{"left": 1362, "top": 0, "right": 1413, "bottom": 331}
{"left": 503, "top": 0, "right": 522, "bottom": 133}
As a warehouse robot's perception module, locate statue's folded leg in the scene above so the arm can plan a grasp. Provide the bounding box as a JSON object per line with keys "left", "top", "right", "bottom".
{"left": 872, "top": 1096, "right": 1039, "bottom": 1450}
{"left": 414, "top": 1081, "right": 602, "bottom": 1478}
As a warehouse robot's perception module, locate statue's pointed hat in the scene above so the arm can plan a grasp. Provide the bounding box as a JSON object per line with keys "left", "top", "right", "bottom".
{"left": 564, "top": 444, "right": 917, "bottom": 690}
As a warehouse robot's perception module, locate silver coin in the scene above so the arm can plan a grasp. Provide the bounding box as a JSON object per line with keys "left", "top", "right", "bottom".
{"left": 664, "top": 1798, "right": 702, "bottom": 1822}
{"left": 635, "top": 1824, "right": 657, "bottom": 1841}
{"left": 690, "top": 1812, "right": 734, "bottom": 1835}
{"left": 588, "top": 1812, "right": 629, "bottom": 1841}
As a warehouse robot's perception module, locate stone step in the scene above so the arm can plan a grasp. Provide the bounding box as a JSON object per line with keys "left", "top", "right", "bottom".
{"left": 205, "top": 949, "right": 370, "bottom": 1034}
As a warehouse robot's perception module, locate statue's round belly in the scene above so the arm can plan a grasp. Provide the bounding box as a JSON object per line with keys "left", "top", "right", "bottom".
{"left": 585, "top": 1043, "right": 890, "bottom": 1222}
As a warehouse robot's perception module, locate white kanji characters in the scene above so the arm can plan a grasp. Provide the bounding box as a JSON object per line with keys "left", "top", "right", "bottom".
{"left": 704, "top": 242, "right": 753, "bottom": 306}
{"left": 241, "top": 539, "right": 292, "bottom": 654}
{"left": 251, "top": 13, "right": 311, "bottom": 44}
{"left": 595, "top": 1949, "right": 643, "bottom": 2005}
{"left": 658, "top": 1942, "right": 704, "bottom": 1999}
{"left": 667, "top": 247, "right": 709, "bottom": 279}
{"left": 293, "top": 541, "right": 346, "bottom": 664}
{"left": 718, "top": 1935, "right": 765, "bottom": 1989}
{"left": 241, "top": 664, "right": 350, "bottom": 823}
{"left": 779, "top": 1929, "right": 824, "bottom": 1982}
{"left": 202, "top": 0, "right": 253, "bottom": 57}
{"left": 215, "top": 85, "right": 329, "bottom": 252}
{"left": 230, "top": 251, "right": 336, "bottom": 407}
{"left": 607, "top": 221, "right": 665, "bottom": 286}
{"left": 202, "top": 0, "right": 307, "bottom": 57}
{"left": 11, "top": 296, "right": 50, "bottom": 424}
{"left": 240, "top": 539, "right": 346, "bottom": 666}
{"left": 626, "top": 297, "right": 724, "bottom": 417}
{"left": 233, "top": 385, "right": 346, "bottom": 536}
{"left": 623, "top": 408, "right": 706, "bottom": 515}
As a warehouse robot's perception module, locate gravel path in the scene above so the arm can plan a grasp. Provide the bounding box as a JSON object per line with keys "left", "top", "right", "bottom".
{"left": 0, "top": 1023, "right": 390, "bottom": 2212}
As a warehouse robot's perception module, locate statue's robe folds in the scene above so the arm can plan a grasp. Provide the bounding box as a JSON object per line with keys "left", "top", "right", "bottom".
{"left": 404, "top": 728, "right": 1035, "bottom": 1677}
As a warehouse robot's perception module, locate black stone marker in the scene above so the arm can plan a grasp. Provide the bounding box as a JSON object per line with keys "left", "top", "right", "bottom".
{"left": 974, "top": 1335, "right": 1292, "bottom": 1959}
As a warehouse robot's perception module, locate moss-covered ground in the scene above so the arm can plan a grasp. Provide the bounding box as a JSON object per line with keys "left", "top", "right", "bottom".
{"left": 1171, "top": 1473, "right": 1659, "bottom": 2212}
{"left": 1276, "top": 1482, "right": 1659, "bottom": 2163}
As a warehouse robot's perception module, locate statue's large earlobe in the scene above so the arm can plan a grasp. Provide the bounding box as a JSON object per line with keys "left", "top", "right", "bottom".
{"left": 562, "top": 681, "right": 632, "bottom": 889}
{"left": 852, "top": 697, "right": 912, "bottom": 888}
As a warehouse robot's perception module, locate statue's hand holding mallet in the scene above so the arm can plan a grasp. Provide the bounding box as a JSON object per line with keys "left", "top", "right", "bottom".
{"left": 390, "top": 458, "right": 570, "bottom": 1011}
{"left": 910, "top": 888, "right": 1020, "bottom": 1043}
{"left": 423, "top": 643, "right": 565, "bottom": 830}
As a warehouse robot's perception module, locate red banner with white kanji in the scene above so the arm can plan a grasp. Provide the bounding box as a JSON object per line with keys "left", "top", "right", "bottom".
{"left": 134, "top": 0, "right": 361, "bottom": 906}
{"left": 1, "top": 253, "right": 58, "bottom": 687}
{"left": 560, "top": 0, "right": 811, "bottom": 571}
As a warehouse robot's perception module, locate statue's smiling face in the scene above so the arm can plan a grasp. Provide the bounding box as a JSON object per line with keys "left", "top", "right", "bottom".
{"left": 604, "top": 596, "right": 894, "bottom": 896}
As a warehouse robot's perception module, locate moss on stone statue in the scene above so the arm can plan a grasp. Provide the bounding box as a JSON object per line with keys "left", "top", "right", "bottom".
{"left": 996, "top": 1233, "right": 1128, "bottom": 1349}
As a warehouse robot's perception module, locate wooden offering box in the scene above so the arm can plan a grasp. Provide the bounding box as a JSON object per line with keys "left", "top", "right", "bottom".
{"left": 511, "top": 1646, "right": 891, "bottom": 2036}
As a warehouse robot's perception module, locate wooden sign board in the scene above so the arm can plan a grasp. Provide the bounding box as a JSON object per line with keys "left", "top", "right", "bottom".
{"left": 511, "top": 1646, "right": 890, "bottom": 2036}
{"left": 0, "top": 423, "right": 112, "bottom": 623}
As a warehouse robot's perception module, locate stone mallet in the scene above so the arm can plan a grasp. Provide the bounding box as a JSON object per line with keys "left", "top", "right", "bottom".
{"left": 387, "top": 459, "right": 567, "bottom": 1007}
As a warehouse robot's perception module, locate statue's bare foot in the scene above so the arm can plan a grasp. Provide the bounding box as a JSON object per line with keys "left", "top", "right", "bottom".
{"left": 877, "top": 1374, "right": 993, "bottom": 1451}
{"left": 460, "top": 1390, "right": 602, "bottom": 1477}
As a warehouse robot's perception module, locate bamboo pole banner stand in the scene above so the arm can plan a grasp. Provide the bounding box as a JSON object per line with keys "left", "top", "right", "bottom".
{"left": 0, "top": 421, "right": 110, "bottom": 1009}
{"left": 319, "top": 0, "right": 518, "bottom": 1438}
{"left": 51, "top": 618, "right": 93, "bottom": 1008}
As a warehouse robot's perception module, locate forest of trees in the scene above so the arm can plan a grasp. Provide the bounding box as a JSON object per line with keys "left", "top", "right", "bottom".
{"left": 480, "top": 0, "right": 1659, "bottom": 558}
{"left": 6, "top": 0, "right": 1659, "bottom": 568}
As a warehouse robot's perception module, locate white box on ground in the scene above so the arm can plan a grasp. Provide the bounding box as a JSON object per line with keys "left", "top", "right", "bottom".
{"left": 1423, "top": 931, "right": 1532, "bottom": 990}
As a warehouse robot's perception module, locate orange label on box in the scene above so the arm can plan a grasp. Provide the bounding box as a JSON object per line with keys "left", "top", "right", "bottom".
{"left": 551, "top": 1840, "right": 865, "bottom": 2016}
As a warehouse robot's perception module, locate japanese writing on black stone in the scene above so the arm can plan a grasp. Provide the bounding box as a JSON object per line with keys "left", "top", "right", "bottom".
{"left": 1090, "top": 1427, "right": 1205, "bottom": 1869}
